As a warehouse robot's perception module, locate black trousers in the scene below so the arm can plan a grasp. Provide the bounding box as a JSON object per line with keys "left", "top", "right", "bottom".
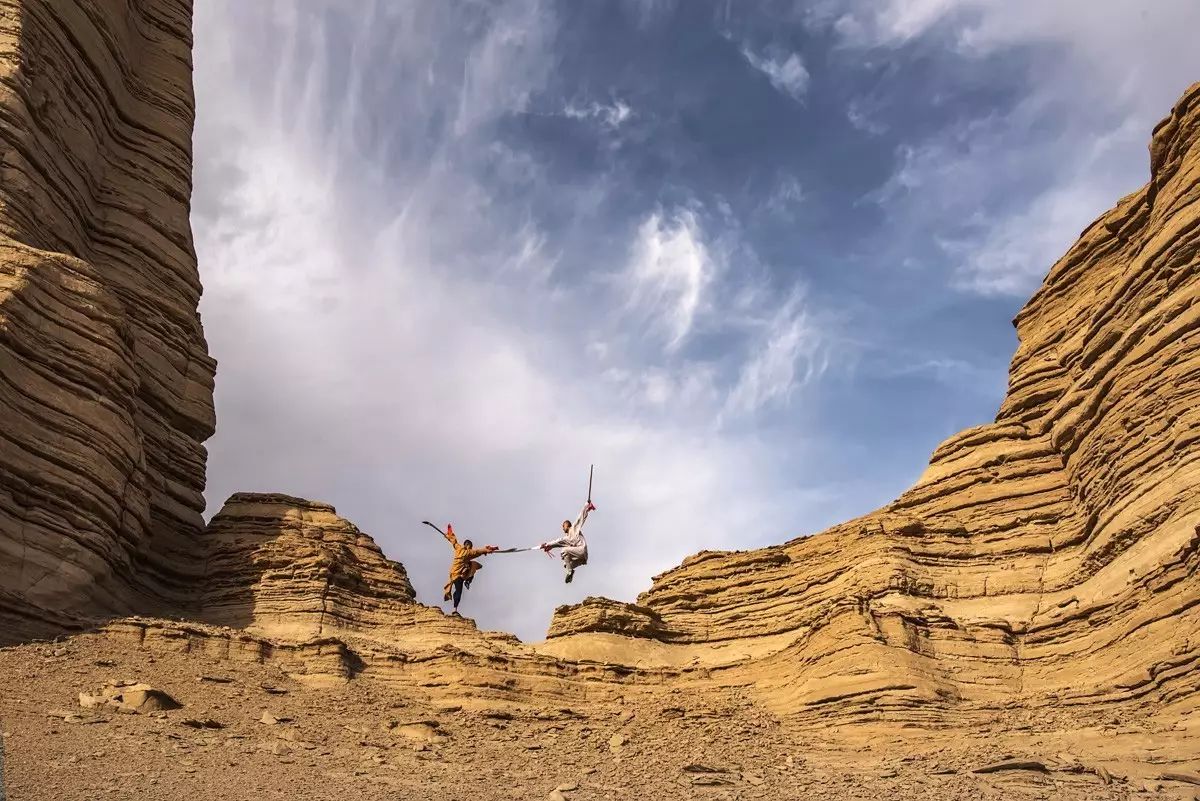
{"left": 452, "top": 578, "right": 465, "bottom": 607}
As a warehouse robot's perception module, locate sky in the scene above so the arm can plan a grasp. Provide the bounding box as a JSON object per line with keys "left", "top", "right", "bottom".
{"left": 190, "top": 0, "right": 1200, "bottom": 642}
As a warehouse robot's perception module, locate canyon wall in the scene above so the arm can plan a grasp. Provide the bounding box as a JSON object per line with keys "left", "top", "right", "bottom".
{"left": 0, "top": 0, "right": 215, "bottom": 636}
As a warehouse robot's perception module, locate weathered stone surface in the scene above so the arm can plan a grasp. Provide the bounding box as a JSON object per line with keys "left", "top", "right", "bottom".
{"left": 0, "top": 0, "right": 216, "bottom": 637}
{"left": 198, "top": 493, "right": 417, "bottom": 641}
{"left": 79, "top": 680, "right": 181, "bottom": 714}
{"left": 546, "top": 597, "right": 677, "bottom": 640}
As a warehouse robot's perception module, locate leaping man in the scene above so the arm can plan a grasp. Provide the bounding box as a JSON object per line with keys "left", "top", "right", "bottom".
{"left": 540, "top": 498, "right": 596, "bottom": 584}
{"left": 430, "top": 522, "right": 499, "bottom": 616}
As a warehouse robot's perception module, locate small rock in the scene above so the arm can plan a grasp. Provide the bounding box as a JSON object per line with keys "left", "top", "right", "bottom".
{"left": 971, "top": 760, "right": 1051, "bottom": 775}
{"left": 271, "top": 741, "right": 293, "bottom": 757}
{"left": 608, "top": 733, "right": 627, "bottom": 749}
{"left": 555, "top": 782, "right": 579, "bottom": 792}
{"left": 682, "top": 763, "right": 728, "bottom": 774}
{"left": 79, "top": 682, "right": 180, "bottom": 715}
{"left": 547, "top": 791, "right": 568, "bottom": 801}
{"left": 199, "top": 676, "right": 234, "bottom": 684}
{"left": 180, "top": 719, "right": 224, "bottom": 730}
{"left": 395, "top": 721, "right": 442, "bottom": 742}
{"left": 1159, "top": 772, "right": 1200, "bottom": 786}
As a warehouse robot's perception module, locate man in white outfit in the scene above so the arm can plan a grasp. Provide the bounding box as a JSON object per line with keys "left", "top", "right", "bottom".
{"left": 540, "top": 500, "right": 596, "bottom": 583}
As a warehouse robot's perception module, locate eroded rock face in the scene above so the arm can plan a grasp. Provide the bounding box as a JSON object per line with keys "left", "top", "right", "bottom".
{"left": 198, "top": 494, "right": 416, "bottom": 641}
{"left": 551, "top": 81, "right": 1200, "bottom": 721}
{"left": 546, "top": 597, "right": 678, "bottom": 640}
{"left": 0, "top": 0, "right": 215, "bottom": 633}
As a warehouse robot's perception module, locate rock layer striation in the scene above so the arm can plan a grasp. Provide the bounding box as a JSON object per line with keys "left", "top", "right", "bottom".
{"left": 0, "top": 0, "right": 215, "bottom": 637}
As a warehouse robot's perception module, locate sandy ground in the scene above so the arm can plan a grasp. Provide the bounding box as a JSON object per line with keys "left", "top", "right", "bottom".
{"left": 2, "top": 634, "right": 1198, "bottom": 801}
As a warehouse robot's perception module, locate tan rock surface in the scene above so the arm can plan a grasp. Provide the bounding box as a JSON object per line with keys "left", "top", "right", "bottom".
{"left": 0, "top": 0, "right": 216, "bottom": 639}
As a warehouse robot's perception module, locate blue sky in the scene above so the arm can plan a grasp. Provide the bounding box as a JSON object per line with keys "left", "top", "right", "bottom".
{"left": 191, "top": 0, "right": 1200, "bottom": 641}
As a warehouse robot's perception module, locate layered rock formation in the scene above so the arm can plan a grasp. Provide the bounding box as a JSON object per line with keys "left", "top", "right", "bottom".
{"left": 549, "top": 81, "right": 1200, "bottom": 721}
{"left": 198, "top": 493, "right": 418, "bottom": 640}
{"left": 0, "top": 0, "right": 215, "bottom": 635}
{"left": 1, "top": 0, "right": 1198, "bottom": 751}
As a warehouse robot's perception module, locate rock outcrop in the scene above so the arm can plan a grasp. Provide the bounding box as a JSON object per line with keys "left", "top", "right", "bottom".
{"left": 198, "top": 493, "right": 418, "bottom": 640}
{"left": 0, "top": 0, "right": 216, "bottom": 635}
{"left": 550, "top": 81, "right": 1200, "bottom": 721}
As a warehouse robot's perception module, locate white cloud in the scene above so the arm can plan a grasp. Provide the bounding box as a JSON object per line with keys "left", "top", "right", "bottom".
{"left": 724, "top": 292, "right": 826, "bottom": 417}
{"left": 834, "top": 0, "right": 1200, "bottom": 296}
{"left": 846, "top": 100, "right": 887, "bottom": 135}
{"left": 563, "top": 99, "right": 633, "bottom": 129}
{"left": 624, "top": 210, "right": 715, "bottom": 351}
{"left": 740, "top": 45, "right": 811, "bottom": 101}
{"left": 766, "top": 174, "right": 805, "bottom": 216}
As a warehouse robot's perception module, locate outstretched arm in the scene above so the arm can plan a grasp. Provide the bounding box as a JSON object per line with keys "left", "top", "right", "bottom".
{"left": 442, "top": 523, "right": 459, "bottom": 549}
{"left": 573, "top": 500, "right": 596, "bottom": 533}
{"left": 466, "top": 545, "right": 499, "bottom": 558}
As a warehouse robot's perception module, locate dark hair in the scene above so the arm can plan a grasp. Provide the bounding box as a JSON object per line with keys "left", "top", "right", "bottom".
{"left": 463, "top": 539, "right": 473, "bottom": 548}
{"left": 563, "top": 519, "right": 572, "bottom": 528}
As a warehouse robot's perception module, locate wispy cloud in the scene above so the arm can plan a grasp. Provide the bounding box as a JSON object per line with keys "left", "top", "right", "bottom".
{"left": 724, "top": 291, "right": 826, "bottom": 417}
{"left": 623, "top": 209, "right": 714, "bottom": 351}
{"left": 563, "top": 99, "right": 634, "bottom": 129}
{"left": 832, "top": 0, "right": 1200, "bottom": 296}
{"left": 740, "top": 45, "right": 811, "bottom": 101}
{"left": 765, "top": 174, "right": 805, "bottom": 216}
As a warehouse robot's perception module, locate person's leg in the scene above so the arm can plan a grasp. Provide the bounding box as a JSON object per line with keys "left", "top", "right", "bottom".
{"left": 452, "top": 578, "right": 465, "bottom": 611}
{"left": 561, "top": 546, "right": 585, "bottom": 583}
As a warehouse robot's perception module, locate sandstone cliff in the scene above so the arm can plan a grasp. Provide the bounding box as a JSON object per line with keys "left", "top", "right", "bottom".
{"left": 0, "top": 0, "right": 215, "bottom": 638}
